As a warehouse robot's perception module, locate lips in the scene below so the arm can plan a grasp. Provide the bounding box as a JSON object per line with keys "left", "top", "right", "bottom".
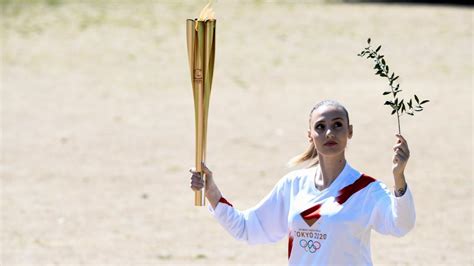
{"left": 324, "top": 141, "right": 338, "bottom": 146}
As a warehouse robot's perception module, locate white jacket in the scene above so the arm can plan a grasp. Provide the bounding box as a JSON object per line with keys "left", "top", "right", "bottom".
{"left": 210, "top": 163, "right": 416, "bottom": 265}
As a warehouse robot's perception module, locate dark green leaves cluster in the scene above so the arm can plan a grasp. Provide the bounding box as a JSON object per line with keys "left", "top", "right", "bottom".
{"left": 357, "top": 38, "right": 429, "bottom": 121}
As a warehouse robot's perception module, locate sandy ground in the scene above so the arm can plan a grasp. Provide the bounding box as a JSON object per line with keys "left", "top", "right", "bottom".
{"left": 1, "top": 1, "right": 472, "bottom": 265}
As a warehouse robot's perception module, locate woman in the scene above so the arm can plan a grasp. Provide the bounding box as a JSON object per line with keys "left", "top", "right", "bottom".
{"left": 189, "top": 100, "right": 415, "bottom": 265}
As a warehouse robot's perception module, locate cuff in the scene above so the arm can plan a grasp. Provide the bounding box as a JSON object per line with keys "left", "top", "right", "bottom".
{"left": 394, "top": 183, "right": 408, "bottom": 197}
{"left": 394, "top": 185, "right": 413, "bottom": 203}
{"left": 208, "top": 196, "right": 233, "bottom": 214}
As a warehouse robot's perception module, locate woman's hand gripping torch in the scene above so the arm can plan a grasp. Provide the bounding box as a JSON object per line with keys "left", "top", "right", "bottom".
{"left": 186, "top": 2, "right": 216, "bottom": 206}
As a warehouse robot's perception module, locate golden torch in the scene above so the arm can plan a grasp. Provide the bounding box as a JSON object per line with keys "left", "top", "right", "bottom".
{"left": 186, "top": 2, "right": 216, "bottom": 206}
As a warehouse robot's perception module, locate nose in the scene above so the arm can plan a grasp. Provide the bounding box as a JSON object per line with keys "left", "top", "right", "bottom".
{"left": 325, "top": 128, "right": 335, "bottom": 138}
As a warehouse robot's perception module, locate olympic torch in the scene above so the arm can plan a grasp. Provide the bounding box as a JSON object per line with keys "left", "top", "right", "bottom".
{"left": 186, "top": 2, "right": 216, "bottom": 206}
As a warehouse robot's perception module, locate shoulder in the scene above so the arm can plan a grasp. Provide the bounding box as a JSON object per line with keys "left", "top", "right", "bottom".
{"left": 282, "top": 167, "right": 314, "bottom": 182}
{"left": 274, "top": 167, "right": 314, "bottom": 189}
{"left": 362, "top": 175, "right": 392, "bottom": 200}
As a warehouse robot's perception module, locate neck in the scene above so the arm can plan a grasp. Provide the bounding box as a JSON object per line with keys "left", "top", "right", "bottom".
{"left": 315, "top": 154, "right": 346, "bottom": 190}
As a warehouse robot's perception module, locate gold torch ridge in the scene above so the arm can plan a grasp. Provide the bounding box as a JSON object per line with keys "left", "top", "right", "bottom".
{"left": 186, "top": 19, "right": 216, "bottom": 206}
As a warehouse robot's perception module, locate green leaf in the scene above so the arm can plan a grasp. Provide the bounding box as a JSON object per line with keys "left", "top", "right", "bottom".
{"left": 386, "top": 66, "right": 389, "bottom": 73}
{"left": 368, "top": 38, "right": 371, "bottom": 44}
{"left": 392, "top": 76, "right": 399, "bottom": 82}
{"left": 390, "top": 73, "right": 394, "bottom": 79}
{"left": 420, "top": 100, "right": 430, "bottom": 104}
{"left": 407, "top": 112, "right": 414, "bottom": 116}
{"left": 408, "top": 99, "right": 413, "bottom": 109}
{"left": 383, "top": 91, "right": 391, "bottom": 95}
{"left": 376, "top": 45, "right": 381, "bottom": 52}
{"left": 382, "top": 59, "right": 386, "bottom": 65}
{"left": 391, "top": 109, "right": 397, "bottom": 115}
{"left": 375, "top": 70, "right": 383, "bottom": 75}
{"left": 384, "top": 101, "right": 393, "bottom": 105}
{"left": 415, "top": 94, "right": 420, "bottom": 104}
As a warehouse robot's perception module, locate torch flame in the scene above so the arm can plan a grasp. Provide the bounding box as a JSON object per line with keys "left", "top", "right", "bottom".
{"left": 198, "top": 0, "right": 215, "bottom": 21}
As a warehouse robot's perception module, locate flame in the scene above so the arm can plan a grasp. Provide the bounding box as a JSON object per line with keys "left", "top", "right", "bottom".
{"left": 197, "top": 0, "right": 215, "bottom": 21}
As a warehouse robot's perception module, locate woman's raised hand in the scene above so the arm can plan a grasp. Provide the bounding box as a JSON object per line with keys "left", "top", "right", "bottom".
{"left": 392, "top": 134, "right": 410, "bottom": 178}
{"left": 392, "top": 134, "right": 410, "bottom": 196}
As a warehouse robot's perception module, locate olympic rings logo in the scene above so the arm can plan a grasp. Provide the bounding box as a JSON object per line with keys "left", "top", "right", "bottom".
{"left": 299, "top": 239, "right": 321, "bottom": 253}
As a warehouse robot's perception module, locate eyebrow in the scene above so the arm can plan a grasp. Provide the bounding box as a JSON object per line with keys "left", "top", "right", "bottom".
{"left": 315, "top": 117, "right": 344, "bottom": 123}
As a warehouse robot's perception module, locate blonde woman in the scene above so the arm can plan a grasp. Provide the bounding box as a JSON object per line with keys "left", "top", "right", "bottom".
{"left": 189, "top": 100, "right": 415, "bottom": 265}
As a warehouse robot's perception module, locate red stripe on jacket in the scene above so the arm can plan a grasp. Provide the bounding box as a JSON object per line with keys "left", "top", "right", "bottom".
{"left": 300, "top": 174, "right": 376, "bottom": 226}
{"left": 335, "top": 174, "right": 376, "bottom": 204}
{"left": 288, "top": 232, "right": 294, "bottom": 259}
{"left": 218, "top": 197, "right": 233, "bottom": 207}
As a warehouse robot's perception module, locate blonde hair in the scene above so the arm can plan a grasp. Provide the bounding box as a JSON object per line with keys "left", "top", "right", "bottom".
{"left": 287, "top": 100, "right": 350, "bottom": 167}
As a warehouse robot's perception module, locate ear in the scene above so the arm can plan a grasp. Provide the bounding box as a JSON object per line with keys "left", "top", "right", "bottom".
{"left": 307, "top": 129, "right": 312, "bottom": 143}
{"left": 348, "top": 124, "right": 353, "bottom": 139}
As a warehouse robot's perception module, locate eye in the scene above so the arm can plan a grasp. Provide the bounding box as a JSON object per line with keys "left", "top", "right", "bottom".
{"left": 315, "top": 123, "right": 325, "bottom": 131}
{"left": 334, "top": 121, "right": 343, "bottom": 128}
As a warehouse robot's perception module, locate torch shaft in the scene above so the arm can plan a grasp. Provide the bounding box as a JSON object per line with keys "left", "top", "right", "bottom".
{"left": 187, "top": 19, "right": 216, "bottom": 206}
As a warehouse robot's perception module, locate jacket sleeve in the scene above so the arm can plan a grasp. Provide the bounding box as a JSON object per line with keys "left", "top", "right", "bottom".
{"left": 368, "top": 182, "right": 416, "bottom": 237}
{"left": 209, "top": 176, "right": 291, "bottom": 245}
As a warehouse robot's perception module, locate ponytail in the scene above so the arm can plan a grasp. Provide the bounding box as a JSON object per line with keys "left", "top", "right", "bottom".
{"left": 287, "top": 141, "right": 319, "bottom": 167}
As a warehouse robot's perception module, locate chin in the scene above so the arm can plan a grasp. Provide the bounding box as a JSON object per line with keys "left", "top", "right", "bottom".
{"left": 319, "top": 148, "right": 345, "bottom": 157}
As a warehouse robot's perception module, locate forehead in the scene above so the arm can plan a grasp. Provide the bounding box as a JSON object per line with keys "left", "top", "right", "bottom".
{"left": 310, "top": 105, "right": 347, "bottom": 123}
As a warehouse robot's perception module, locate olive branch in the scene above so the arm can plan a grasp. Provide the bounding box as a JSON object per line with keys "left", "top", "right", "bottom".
{"left": 357, "top": 38, "right": 429, "bottom": 134}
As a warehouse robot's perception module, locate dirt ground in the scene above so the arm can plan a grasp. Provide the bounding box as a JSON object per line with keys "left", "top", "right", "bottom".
{"left": 1, "top": 1, "right": 472, "bottom": 265}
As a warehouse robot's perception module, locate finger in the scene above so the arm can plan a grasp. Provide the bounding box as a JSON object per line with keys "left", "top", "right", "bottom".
{"left": 190, "top": 178, "right": 204, "bottom": 190}
{"left": 396, "top": 152, "right": 408, "bottom": 162}
{"left": 399, "top": 146, "right": 410, "bottom": 158}
{"left": 395, "top": 134, "right": 408, "bottom": 145}
{"left": 393, "top": 141, "right": 409, "bottom": 153}
{"left": 191, "top": 172, "right": 203, "bottom": 180}
{"left": 190, "top": 183, "right": 204, "bottom": 191}
{"left": 394, "top": 144, "right": 409, "bottom": 156}
{"left": 393, "top": 143, "right": 402, "bottom": 150}
{"left": 401, "top": 142, "right": 410, "bottom": 156}
{"left": 393, "top": 152, "right": 408, "bottom": 164}
{"left": 191, "top": 178, "right": 204, "bottom": 187}
{"left": 396, "top": 148, "right": 409, "bottom": 159}
{"left": 395, "top": 143, "right": 410, "bottom": 158}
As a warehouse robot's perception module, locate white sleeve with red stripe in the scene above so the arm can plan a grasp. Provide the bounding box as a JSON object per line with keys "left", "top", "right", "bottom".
{"left": 209, "top": 176, "right": 290, "bottom": 245}
{"left": 368, "top": 182, "right": 416, "bottom": 237}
